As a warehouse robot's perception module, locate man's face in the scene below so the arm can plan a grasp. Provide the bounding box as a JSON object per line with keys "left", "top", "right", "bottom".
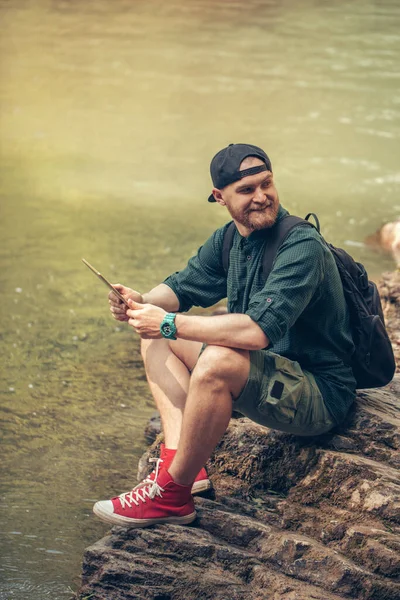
{"left": 213, "top": 157, "right": 280, "bottom": 236}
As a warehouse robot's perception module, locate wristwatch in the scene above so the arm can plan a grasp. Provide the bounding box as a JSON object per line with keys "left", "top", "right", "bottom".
{"left": 160, "top": 313, "right": 177, "bottom": 340}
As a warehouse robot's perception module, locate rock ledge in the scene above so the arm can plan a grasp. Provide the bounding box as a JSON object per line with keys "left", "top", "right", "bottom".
{"left": 77, "top": 375, "right": 400, "bottom": 600}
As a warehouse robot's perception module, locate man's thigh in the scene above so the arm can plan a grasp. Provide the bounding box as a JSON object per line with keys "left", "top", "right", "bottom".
{"left": 169, "top": 338, "right": 204, "bottom": 372}
{"left": 233, "top": 350, "right": 335, "bottom": 436}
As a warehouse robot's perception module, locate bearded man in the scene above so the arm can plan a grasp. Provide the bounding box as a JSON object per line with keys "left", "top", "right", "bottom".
{"left": 93, "top": 143, "right": 356, "bottom": 527}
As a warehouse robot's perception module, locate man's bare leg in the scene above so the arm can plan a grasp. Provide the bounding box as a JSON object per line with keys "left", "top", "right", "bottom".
{"left": 140, "top": 337, "right": 203, "bottom": 448}
{"left": 92, "top": 343, "right": 250, "bottom": 526}
{"left": 168, "top": 345, "right": 250, "bottom": 485}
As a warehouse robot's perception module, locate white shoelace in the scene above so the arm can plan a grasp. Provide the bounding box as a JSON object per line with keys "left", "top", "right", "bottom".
{"left": 140, "top": 457, "right": 164, "bottom": 486}
{"left": 118, "top": 457, "right": 164, "bottom": 509}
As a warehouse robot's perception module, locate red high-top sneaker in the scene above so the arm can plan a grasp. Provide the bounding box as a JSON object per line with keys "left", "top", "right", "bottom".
{"left": 160, "top": 444, "right": 211, "bottom": 494}
{"left": 135, "top": 444, "right": 211, "bottom": 495}
{"left": 93, "top": 461, "right": 196, "bottom": 528}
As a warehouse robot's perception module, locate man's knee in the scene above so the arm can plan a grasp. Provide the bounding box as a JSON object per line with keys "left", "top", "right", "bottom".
{"left": 140, "top": 337, "right": 202, "bottom": 373}
{"left": 140, "top": 337, "right": 168, "bottom": 362}
{"left": 169, "top": 338, "right": 203, "bottom": 372}
{"left": 192, "top": 345, "right": 250, "bottom": 397}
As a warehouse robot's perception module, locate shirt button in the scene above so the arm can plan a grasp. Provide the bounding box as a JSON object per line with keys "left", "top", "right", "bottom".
{"left": 247, "top": 255, "right": 251, "bottom": 261}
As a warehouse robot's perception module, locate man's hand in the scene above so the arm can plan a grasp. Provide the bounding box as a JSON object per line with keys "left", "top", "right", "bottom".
{"left": 109, "top": 284, "right": 143, "bottom": 322}
{"left": 126, "top": 299, "right": 166, "bottom": 339}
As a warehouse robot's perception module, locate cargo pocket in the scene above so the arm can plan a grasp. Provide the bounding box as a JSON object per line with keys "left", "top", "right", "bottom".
{"left": 257, "top": 354, "right": 306, "bottom": 425}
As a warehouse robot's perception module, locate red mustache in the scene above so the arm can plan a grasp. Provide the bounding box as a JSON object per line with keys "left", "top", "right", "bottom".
{"left": 247, "top": 203, "right": 272, "bottom": 213}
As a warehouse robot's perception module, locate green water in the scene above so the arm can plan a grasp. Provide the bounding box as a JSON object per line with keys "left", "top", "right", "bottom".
{"left": 0, "top": 0, "right": 399, "bottom": 597}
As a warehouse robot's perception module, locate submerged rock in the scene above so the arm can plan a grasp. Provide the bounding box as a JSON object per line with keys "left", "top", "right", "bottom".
{"left": 367, "top": 220, "right": 400, "bottom": 267}
{"left": 77, "top": 376, "right": 400, "bottom": 600}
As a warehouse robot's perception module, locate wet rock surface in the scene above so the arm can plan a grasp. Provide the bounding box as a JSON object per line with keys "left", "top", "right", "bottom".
{"left": 77, "top": 377, "right": 400, "bottom": 600}
{"left": 76, "top": 272, "right": 399, "bottom": 600}
{"left": 143, "top": 411, "right": 162, "bottom": 445}
{"left": 378, "top": 269, "right": 400, "bottom": 372}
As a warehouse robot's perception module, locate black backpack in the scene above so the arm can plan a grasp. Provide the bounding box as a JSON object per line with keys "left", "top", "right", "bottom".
{"left": 222, "top": 213, "right": 396, "bottom": 389}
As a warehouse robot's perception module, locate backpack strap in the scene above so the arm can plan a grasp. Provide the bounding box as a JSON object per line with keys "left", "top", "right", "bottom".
{"left": 221, "top": 215, "right": 318, "bottom": 279}
{"left": 304, "top": 212, "right": 320, "bottom": 233}
{"left": 261, "top": 216, "right": 312, "bottom": 280}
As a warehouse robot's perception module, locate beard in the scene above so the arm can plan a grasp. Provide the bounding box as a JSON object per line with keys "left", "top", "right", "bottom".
{"left": 228, "top": 196, "right": 280, "bottom": 232}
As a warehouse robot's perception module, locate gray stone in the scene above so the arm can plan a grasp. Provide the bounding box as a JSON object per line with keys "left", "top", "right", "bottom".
{"left": 143, "top": 411, "right": 161, "bottom": 444}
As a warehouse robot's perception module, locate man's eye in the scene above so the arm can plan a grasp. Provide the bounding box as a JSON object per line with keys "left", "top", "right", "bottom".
{"left": 240, "top": 188, "right": 252, "bottom": 194}
{"left": 262, "top": 180, "right": 271, "bottom": 188}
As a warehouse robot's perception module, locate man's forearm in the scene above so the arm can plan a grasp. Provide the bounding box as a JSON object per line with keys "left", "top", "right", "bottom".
{"left": 142, "top": 283, "right": 180, "bottom": 312}
{"left": 175, "top": 313, "right": 269, "bottom": 351}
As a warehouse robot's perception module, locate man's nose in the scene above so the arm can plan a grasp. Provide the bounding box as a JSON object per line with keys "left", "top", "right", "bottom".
{"left": 254, "top": 187, "right": 266, "bottom": 203}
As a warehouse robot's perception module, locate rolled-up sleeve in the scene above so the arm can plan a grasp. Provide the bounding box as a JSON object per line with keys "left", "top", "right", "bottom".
{"left": 163, "top": 227, "right": 228, "bottom": 312}
{"left": 246, "top": 230, "right": 326, "bottom": 344}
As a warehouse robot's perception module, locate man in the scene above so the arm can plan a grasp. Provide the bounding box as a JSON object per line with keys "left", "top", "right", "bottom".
{"left": 93, "top": 143, "right": 356, "bottom": 528}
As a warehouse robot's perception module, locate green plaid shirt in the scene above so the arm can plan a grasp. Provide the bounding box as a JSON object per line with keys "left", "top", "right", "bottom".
{"left": 164, "top": 205, "right": 356, "bottom": 423}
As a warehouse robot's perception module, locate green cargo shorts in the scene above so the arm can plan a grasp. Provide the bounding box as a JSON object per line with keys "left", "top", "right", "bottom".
{"left": 233, "top": 350, "right": 335, "bottom": 436}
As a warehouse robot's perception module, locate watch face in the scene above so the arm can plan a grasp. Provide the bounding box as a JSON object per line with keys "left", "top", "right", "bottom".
{"left": 161, "top": 314, "right": 176, "bottom": 339}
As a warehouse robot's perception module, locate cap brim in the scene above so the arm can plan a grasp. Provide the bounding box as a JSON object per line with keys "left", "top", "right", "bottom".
{"left": 208, "top": 193, "right": 216, "bottom": 203}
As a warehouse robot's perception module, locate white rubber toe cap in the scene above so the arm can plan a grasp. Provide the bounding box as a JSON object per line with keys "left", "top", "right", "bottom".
{"left": 93, "top": 499, "right": 114, "bottom": 518}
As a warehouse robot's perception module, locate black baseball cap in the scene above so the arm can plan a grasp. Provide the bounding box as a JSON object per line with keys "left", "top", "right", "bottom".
{"left": 208, "top": 143, "right": 272, "bottom": 203}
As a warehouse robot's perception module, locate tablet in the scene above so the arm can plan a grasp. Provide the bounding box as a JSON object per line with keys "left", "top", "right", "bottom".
{"left": 82, "top": 258, "right": 130, "bottom": 307}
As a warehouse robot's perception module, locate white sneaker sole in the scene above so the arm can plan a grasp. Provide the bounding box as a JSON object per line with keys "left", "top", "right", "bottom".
{"left": 93, "top": 502, "right": 196, "bottom": 528}
{"left": 191, "top": 479, "right": 211, "bottom": 495}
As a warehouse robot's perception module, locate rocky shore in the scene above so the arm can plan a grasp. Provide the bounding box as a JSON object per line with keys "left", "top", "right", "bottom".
{"left": 75, "top": 271, "right": 400, "bottom": 600}
{"left": 378, "top": 270, "right": 400, "bottom": 370}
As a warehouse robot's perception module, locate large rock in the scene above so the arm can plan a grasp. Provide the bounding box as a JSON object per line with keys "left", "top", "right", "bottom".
{"left": 378, "top": 270, "right": 400, "bottom": 371}
{"left": 76, "top": 376, "right": 400, "bottom": 600}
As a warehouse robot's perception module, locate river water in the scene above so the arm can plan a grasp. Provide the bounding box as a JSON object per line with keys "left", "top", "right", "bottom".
{"left": 0, "top": 0, "right": 399, "bottom": 597}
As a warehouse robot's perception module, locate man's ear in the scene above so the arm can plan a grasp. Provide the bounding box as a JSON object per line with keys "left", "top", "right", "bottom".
{"left": 212, "top": 188, "right": 226, "bottom": 205}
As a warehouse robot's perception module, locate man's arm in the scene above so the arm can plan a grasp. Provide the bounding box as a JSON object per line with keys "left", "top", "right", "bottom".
{"left": 111, "top": 226, "right": 229, "bottom": 322}
{"left": 142, "top": 284, "right": 180, "bottom": 311}
{"left": 175, "top": 312, "right": 269, "bottom": 350}
{"left": 126, "top": 300, "right": 269, "bottom": 351}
